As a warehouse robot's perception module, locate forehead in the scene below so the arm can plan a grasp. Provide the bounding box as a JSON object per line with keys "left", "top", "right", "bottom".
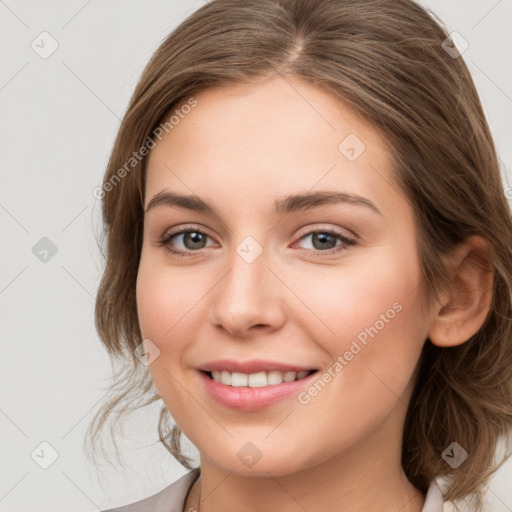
{"left": 144, "top": 76, "right": 408, "bottom": 219}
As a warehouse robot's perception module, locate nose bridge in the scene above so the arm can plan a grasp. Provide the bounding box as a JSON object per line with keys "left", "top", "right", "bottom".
{"left": 209, "top": 236, "right": 284, "bottom": 334}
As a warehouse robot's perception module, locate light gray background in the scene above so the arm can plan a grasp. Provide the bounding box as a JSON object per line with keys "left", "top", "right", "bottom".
{"left": 1, "top": 1, "right": 511, "bottom": 511}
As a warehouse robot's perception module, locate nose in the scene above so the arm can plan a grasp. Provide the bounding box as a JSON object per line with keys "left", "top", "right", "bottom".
{"left": 208, "top": 246, "right": 286, "bottom": 338}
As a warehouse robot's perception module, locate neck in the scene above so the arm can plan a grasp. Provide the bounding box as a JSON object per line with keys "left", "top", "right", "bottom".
{"left": 184, "top": 406, "right": 426, "bottom": 512}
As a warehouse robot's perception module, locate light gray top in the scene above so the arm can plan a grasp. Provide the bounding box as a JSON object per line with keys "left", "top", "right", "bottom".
{"left": 101, "top": 468, "right": 446, "bottom": 512}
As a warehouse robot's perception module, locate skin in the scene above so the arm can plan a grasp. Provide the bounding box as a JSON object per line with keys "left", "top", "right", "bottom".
{"left": 136, "top": 75, "right": 493, "bottom": 512}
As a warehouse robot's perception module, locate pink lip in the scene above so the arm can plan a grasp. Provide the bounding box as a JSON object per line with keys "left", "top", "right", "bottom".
{"left": 197, "top": 366, "right": 318, "bottom": 411}
{"left": 197, "top": 359, "right": 316, "bottom": 374}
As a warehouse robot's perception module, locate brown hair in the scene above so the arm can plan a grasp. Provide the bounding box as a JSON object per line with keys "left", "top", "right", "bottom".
{"left": 85, "top": 0, "right": 512, "bottom": 509}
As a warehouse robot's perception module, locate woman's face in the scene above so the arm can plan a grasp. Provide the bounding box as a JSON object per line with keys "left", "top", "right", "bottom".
{"left": 137, "top": 76, "right": 431, "bottom": 476}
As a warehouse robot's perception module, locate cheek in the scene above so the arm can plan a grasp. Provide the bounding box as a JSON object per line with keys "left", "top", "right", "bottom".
{"left": 136, "top": 251, "right": 227, "bottom": 418}
{"left": 284, "top": 257, "right": 426, "bottom": 450}
{"left": 135, "top": 256, "right": 198, "bottom": 392}
{"left": 136, "top": 252, "right": 201, "bottom": 341}
{"left": 291, "top": 249, "right": 426, "bottom": 390}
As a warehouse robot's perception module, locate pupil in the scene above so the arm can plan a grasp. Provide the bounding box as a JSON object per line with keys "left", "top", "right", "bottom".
{"left": 185, "top": 232, "right": 206, "bottom": 249}
{"left": 313, "top": 233, "right": 336, "bottom": 250}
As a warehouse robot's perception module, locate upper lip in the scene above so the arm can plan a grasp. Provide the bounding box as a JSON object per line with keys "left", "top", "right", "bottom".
{"left": 197, "top": 359, "right": 317, "bottom": 374}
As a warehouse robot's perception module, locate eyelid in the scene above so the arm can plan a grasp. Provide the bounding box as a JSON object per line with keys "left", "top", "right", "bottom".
{"left": 159, "top": 223, "right": 357, "bottom": 242}
{"left": 294, "top": 223, "right": 357, "bottom": 242}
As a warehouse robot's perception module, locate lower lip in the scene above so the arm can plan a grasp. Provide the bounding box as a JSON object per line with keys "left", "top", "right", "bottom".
{"left": 198, "top": 371, "right": 317, "bottom": 411}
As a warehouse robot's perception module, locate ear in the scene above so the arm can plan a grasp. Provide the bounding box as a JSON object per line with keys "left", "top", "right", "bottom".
{"left": 428, "top": 236, "right": 494, "bottom": 348}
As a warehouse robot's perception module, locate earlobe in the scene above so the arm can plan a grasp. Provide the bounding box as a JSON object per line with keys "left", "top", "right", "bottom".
{"left": 428, "top": 236, "right": 494, "bottom": 348}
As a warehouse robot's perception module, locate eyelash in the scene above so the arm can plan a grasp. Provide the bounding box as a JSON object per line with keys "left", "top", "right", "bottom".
{"left": 156, "top": 226, "right": 357, "bottom": 257}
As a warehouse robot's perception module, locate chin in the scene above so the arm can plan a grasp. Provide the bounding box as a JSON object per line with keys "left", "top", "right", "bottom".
{"left": 199, "top": 442, "right": 320, "bottom": 478}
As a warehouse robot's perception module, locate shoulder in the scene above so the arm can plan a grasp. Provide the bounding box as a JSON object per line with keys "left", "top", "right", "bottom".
{"left": 100, "top": 468, "right": 200, "bottom": 512}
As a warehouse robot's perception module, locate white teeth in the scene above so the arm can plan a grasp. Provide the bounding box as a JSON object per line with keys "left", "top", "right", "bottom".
{"left": 283, "top": 371, "right": 296, "bottom": 382}
{"left": 220, "top": 370, "right": 231, "bottom": 386}
{"left": 209, "top": 369, "right": 312, "bottom": 387}
{"left": 231, "top": 372, "right": 248, "bottom": 386}
{"left": 267, "top": 371, "right": 284, "bottom": 385}
{"left": 248, "top": 372, "right": 267, "bottom": 387}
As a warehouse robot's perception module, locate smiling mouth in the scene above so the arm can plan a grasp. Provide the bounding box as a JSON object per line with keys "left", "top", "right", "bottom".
{"left": 202, "top": 369, "right": 317, "bottom": 387}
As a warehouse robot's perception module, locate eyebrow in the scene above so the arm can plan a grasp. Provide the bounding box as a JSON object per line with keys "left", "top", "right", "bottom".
{"left": 145, "top": 190, "right": 382, "bottom": 216}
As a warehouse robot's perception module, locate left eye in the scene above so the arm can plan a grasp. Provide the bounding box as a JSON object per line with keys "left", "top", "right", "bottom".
{"left": 294, "top": 231, "right": 356, "bottom": 252}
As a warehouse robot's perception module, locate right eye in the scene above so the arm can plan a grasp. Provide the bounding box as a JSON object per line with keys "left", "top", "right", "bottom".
{"left": 157, "top": 227, "right": 216, "bottom": 256}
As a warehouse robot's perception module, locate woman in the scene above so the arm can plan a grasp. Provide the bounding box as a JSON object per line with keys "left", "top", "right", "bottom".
{"left": 87, "top": 0, "right": 512, "bottom": 510}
